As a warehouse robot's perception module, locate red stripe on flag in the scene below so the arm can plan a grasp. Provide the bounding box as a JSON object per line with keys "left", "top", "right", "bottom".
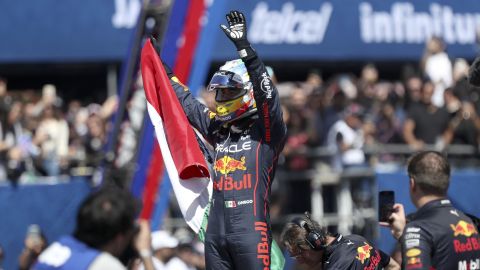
{"left": 140, "top": 40, "right": 210, "bottom": 180}
{"left": 140, "top": 143, "right": 164, "bottom": 220}
{"left": 173, "top": 0, "right": 206, "bottom": 82}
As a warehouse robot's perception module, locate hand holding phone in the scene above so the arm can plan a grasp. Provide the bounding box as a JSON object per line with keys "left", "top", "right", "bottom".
{"left": 25, "top": 224, "right": 42, "bottom": 251}
{"left": 378, "top": 191, "right": 395, "bottom": 222}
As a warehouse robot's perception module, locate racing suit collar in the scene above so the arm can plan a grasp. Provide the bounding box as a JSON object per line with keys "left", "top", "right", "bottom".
{"left": 323, "top": 234, "right": 343, "bottom": 263}
{"left": 413, "top": 198, "right": 451, "bottom": 218}
{"left": 217, "top": 114, "right": 258, "bottom": 135}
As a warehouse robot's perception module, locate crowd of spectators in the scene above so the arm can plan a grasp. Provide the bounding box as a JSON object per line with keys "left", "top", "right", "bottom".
{"left": 0, "top": 80, "right": 118, "bottom": 184}
{"left": 273, "top": 37, "right": 480, "bottom": 174}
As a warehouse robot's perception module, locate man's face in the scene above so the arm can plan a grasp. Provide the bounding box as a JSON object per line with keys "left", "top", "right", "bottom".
{"left": 288, "top": 246, "right": 323, "bottom": 266}
{"left": 215, "top": 87, "right": 246, "bottom": 102}
{"left": 421, "top": 82, "right": 434, "bottom": 105}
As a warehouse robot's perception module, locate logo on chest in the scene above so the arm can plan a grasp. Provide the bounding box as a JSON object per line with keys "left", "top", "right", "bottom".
{"left": 214, "top": 156, "right": 247, "bottom": 174}
{"left": 213, "top": 174, "right": 252, "bottom": 191}
{"left": 215, "top": 141, "right": 252, "bottom": 153}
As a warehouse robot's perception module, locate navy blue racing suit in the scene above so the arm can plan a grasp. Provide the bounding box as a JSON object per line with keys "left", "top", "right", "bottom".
{"left": 165, "top": 49, "right": 287, "bottom": 269}
{"left": 400, "top": 199, "right": 480, "bottom": 270}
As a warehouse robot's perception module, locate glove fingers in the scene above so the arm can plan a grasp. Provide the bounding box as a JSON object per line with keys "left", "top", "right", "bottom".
{"left": 238, "top": 12, "right": 245, "bottom": 24}
{"left": 220, "top": 24, "right": 231, "bottom": 36}
{"left": 226, "top": 13, "right": 233, "bottom": 26}
{"left": 232, "top": 10, "right": 240, "bottom": 24}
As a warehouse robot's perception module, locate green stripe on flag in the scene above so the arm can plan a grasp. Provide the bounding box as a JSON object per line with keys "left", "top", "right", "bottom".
{"left": 198, "top": 202, "right": 210, "bottom": 242}
{"left": 271, "top": 239, "right": 286, "bottom": 270}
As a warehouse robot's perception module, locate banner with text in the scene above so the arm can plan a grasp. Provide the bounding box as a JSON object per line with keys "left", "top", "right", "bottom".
{"left": 213, "top": 0, "right": 480, "bottom": 60}
{"left": 0, "top": 0, "right": 141, "bottom": 62}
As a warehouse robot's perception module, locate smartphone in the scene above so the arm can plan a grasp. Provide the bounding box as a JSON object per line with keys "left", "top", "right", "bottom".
{"left": 27, "top": 224, "right": 42, "bottom": 245}
{"left": 378, "top": 191, "right": 395, "bottom": 222}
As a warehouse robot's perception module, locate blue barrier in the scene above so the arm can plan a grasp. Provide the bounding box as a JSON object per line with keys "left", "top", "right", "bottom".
{"left": 0, "top": 178, "right": 91, "bottom": 270}
{"left": 377, "top": 170, "right": 480, "bottom": 255}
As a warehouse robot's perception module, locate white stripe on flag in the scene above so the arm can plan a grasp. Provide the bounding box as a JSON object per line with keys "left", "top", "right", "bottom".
{"left": 146, "top": 102, "right": 212, "bottom": 233}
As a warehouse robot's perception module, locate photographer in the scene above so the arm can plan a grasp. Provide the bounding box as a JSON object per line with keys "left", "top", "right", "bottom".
{"left": 33, "top": 187, "right": 155, "bottom": 270}
{"left": 282, "top": 213, "right": 399, "bottom": 269}
{"left": 381, "top": 151, "right": 480, "bottom": 269}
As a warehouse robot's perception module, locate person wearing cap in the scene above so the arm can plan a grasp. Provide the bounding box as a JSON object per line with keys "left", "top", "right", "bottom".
{"left": 152, "top": 10, "right": 287, "bottom": 270}
{"left": 282, "top": 213, "right": 399, "bottom": 270}
{"left": 138, "top": 230, "right": 178, "bottom": 270}
{"left": 326, "top": 103, "right": 366, "bottom": 172}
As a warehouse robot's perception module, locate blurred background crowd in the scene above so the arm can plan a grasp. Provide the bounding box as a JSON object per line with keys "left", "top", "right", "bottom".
{"left": 0, "top": 80, "right": 118, "bottom": 183}
{"left": 2, "top": 37, "right": 479, "bottom": 184}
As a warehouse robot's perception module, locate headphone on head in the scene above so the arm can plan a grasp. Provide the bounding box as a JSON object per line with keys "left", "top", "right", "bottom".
{"left": 291, "top": 212, "right": 327, "bottom": 251}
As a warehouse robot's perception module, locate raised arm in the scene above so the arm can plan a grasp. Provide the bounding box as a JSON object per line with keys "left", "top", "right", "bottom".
{"left": 220, "top": 11, "right": 287, "bottom": 147}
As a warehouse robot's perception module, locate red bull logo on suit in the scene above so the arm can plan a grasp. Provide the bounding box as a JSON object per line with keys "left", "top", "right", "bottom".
{"left": 214, "top": 156, "right": 247, "bottom": 174}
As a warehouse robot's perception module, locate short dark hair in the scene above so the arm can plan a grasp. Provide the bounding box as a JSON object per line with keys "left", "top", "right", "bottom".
{"left": 407, "top": 151, "right": 450, "bottom": 196}
{"left": 74, "top": 187, "right": 140, "bottom": 249}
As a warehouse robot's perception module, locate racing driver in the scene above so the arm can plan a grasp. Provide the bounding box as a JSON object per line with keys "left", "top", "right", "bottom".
{"left": 154, "top": 10, "right": 287, "bottom": 270}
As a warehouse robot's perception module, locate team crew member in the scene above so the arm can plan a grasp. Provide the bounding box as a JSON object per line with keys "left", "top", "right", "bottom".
{"left": 381, "top": 151, "right": 480, "bottom": 269}
{"left": 282, "top": 213, "right": 399, "bottom": 270}
{"left": 154, "top": 10, "right": 287, "bottom": 270}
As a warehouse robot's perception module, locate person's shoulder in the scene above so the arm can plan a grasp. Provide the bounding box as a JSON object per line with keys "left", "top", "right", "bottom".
{"left": 465, "top": 212, "right": 480, "bottom": 226}
{"left": 343, "top": 234, "right": 380, "bottom": 255}
{"left": 88, "top": 252, "right": 126, "bottom": 270}
{"left": 344, "top": 234, "right": 367, "bottom": 243}
{"left": 327, "top": 236, "right": 358, "bottom": 261}
{"left": 329, "top": 120, "right": 348, "bottom": 132}
{"left": 404, "top": 217, "right": 430, "bottom": 230}
{"left": 435, "top": 106, "right": 450, "bottom": 117}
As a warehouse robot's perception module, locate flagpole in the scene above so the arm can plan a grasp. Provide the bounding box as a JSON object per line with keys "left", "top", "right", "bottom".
{"left": 101, "top": 0, "right": 151, "bottom": 187}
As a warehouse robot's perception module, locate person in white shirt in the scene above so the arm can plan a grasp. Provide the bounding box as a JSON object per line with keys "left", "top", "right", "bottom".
{"left": 326, "top": 103, "right": 367, "bottom": 233}
{"left": 422, "top": 37, "right": 453, "bottom": 107}
{"left": 326, "top": 103, "right": 365, "bottom": 172}
{"left": 165, "top": 244, "right": 196, "bottom": 270}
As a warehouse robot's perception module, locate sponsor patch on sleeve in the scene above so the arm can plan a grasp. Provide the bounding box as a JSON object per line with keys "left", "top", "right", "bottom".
{"left": 406, "top": 248, "right": 421, "bottom": 257}
{"left": 405, "top": 239, "right": 420, "bottom": 249}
